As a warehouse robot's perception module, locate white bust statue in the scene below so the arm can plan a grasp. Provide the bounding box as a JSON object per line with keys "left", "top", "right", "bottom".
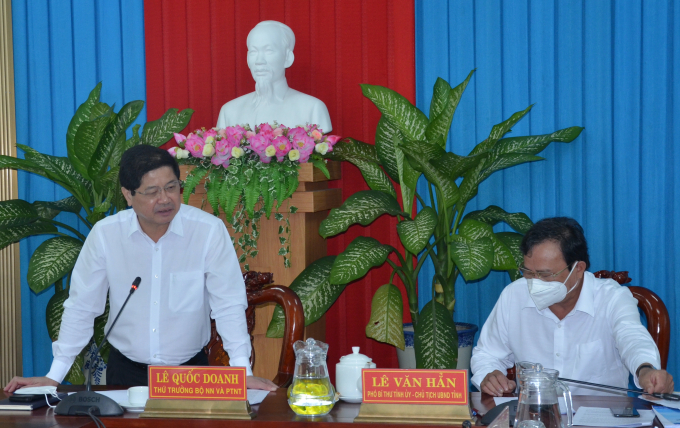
{"left": 216, "top": 20, "right": 332, "bottom": 133}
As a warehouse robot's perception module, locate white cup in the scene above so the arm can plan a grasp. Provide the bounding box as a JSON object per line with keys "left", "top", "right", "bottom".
{"left": 127, "top": 386, "right": 149, "bottom": 406}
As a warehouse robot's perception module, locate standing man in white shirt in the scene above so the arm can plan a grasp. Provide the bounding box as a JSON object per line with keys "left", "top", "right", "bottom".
{"left": 471, "top": 217, "right": 674, "bottom": 396}
{"left": 4, "top": 145, "right": 276, "bottom": 392}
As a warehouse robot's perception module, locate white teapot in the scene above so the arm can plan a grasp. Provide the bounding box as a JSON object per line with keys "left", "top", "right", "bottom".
{"left": 335, "top": 347, "right": 376, "bottom": 403}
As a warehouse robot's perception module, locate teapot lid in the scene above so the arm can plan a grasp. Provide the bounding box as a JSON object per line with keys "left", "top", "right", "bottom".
{"left": 338, "top": 347, "right": 373, "bottom": 365}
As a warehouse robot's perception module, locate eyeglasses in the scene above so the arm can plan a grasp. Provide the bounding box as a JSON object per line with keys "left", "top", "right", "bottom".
{"left": 518, "top": 264, "right": 571, "bottom": 280}
{"left": 133, "top": 180, "right": 181, "bottom": 199}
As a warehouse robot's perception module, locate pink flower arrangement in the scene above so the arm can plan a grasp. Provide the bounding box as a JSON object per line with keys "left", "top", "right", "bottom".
{"left": 171, "top": 123, "right": 341, "bottom": 167}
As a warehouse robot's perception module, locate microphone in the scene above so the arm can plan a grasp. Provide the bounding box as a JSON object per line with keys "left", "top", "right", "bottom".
{"left": 56, "top": 277, "right": 142, "bottom": 416}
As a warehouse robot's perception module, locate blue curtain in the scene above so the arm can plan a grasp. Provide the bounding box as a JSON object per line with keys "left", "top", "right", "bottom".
{"left": 11, "top": 0, "right": 146, "bottom": 377}
{"left": 415, "top": 0, "right": 679, "bottom": 378}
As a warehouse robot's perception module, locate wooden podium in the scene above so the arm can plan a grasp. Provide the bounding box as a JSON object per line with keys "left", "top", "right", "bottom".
{"left": 180, "top": 162, "right": 342, "bottom": 379}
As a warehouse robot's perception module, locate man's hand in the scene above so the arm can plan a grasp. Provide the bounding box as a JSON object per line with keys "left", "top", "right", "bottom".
{"left": 638, "top": 367, "right": 674, "bottom": 394}
{"left": 480, "top": 370, "right": 516, "bottom": 397}
{"left": 246, "top": 376, "right": 278, "bottom": 391}
{"left": 3, "top": 376, "right": 58, "bottom": 394}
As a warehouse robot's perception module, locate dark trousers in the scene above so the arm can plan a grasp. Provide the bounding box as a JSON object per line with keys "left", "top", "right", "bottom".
{"left": 106, "top": 346, "right": 209, "bottom": 386}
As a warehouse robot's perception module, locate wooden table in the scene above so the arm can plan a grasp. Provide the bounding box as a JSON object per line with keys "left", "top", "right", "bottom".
{"left": 0, "top": 388, "right": 657, "bottom": 428}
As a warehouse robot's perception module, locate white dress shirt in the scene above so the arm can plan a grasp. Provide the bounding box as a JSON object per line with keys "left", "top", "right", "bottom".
{"left": 471, "top": 271, "right": 660, "bottom": 395}
{"left": 46, "top": 204, "right": 252, "bottom": 383}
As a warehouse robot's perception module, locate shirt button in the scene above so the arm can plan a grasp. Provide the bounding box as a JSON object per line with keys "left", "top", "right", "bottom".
{"left": 155, "top": 248, "right": 159, "bottom": 252}
{"left": 154, "top": 354, "right": 157, "bottom": 358}
{"left": 153, "top": 328, "right": 156, "bottom": 332}
{"left": 558, "top": 324, "right": 562, "bottom": 328}
{"left": 155, "top": 274, "right": 158, "bottom": 278}
{"left": 556, "top": 353, "right": 560, "bottom": 357}
{"left": 154, "top": 301, "right": 157, "bottom": 305}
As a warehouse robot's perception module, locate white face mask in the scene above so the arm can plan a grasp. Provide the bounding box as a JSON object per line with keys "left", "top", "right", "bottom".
{"left": 527, "top": 262, "right": 579, "bottom": 310}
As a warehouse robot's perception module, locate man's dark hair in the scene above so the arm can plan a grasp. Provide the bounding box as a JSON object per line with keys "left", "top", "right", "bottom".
{"left": 119, "top": 145, "right": 180, "bottom": 192}
{"left": 520, "top": 217, "right": 590, "bottom": 270}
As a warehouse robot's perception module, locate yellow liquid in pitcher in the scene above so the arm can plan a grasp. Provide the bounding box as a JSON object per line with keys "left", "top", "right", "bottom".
{"left": 288, "top": 376, "right": 335, "bottom": 416}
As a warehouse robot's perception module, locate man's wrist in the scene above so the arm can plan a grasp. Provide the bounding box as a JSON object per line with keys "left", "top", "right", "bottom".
{"left": 636, "top": 363, "right": 656, "bottom": 378}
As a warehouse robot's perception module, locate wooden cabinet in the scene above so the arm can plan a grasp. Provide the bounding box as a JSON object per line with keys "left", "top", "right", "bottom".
{"left": 180, "top": 163, "right": 341, "bottom": 379}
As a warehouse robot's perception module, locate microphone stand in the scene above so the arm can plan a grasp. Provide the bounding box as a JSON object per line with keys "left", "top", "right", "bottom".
{"left": 56, "top": 277, "right": 142, "bottom": 416}
{"left": 559, "top": 377, "right": 680, "bottom": 402}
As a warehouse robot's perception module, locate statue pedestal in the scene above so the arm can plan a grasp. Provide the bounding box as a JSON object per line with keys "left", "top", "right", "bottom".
{"left": 180, "top": 162, "right": 341, "bottom": 379}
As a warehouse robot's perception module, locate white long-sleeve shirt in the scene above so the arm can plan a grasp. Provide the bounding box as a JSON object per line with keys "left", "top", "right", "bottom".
{"left": 46, "top": 204, "right": 252, "bottom": 382}
{"left": 470, "top": 272, "right": 660, "bottom": 395}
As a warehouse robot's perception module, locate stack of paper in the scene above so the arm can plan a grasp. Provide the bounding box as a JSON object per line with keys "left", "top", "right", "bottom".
{"left": 652, "top": 406, "right": 680, "bottom": 428}
{"left": 572, "top": 407, "right": 655, "bottom": 427}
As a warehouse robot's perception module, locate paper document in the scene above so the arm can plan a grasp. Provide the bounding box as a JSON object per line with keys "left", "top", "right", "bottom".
{"left": 652, "top": 406, "right": 680, "bottom": 428}
{"left": 572, "top": 407, "right": 654, "bottom": 427}
{"left": 97, "top": 390, "right": 128, "bottom": 403}
{"left": 90, "top": 389, "right": 268, "bottom": 405}
{"left": 247, "top": 389, "right": 269, "bottom": 405}
{"left": 493, "top": 397, "right": 573, "bottom": 414}
{"left": 641, "top": 392, "right": 680, "bottom": 410}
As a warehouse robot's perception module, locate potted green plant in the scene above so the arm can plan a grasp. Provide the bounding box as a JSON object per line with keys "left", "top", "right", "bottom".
{"left": 267, "top": 70, "right": 583, "bottom": 369}
{"left": 0, "top": 83, "right": 192, "bottom": 383}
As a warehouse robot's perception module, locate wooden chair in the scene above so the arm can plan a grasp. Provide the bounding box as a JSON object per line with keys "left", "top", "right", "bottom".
{"left": 206, "top": 271, "right": 305, "bottom": 387}
{"left": 507, "top": 270, "right": 670, "bottom": 382}
{"left": 593, "top": 270, "right": 670, "bottom": 370}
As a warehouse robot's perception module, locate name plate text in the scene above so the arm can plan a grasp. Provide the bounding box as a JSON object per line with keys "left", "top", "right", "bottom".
{"left": 361, "top": 369, "right": 468, "bottom": 405}
{"left": 148, "top": 366, "right": 246, "bottom": 401}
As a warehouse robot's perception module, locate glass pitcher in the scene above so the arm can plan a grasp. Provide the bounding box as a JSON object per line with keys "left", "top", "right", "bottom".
{"left": 514, "top": 366, "right": 573, "bottom": 428}
{"left": 288, "top": 338, "right": 336, "bottom": 416}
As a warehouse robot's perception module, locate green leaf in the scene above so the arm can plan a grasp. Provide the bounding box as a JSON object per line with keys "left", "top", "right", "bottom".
{"left": 396, "top": 207, "right": 438, "bottom": 254}
{"left": 402, "top": 138, "right": 447, "bottom": 163}
{"left": 0, "top": 155, "right": 45, "bottom": 176}
{"left": 28, "top": 237, "right": 83, "bottom": 293}
{"left": 0, "top": 199, "right": 39, "bottom": 227}
{"left": 457, "top": 157, "right": 487, "bottom": 206}
{"left": 110, "top": 124, "right": 141, "bottom": 168}
{"left": 430, "top": 152, "right": 486, "bottom": 180}
{"left": 344, "top": 156, "right": 397, "bottom": 199}
{"left": 401, "top": 143, "right": 459, "bottom": 208}
{"left": 244, "top": 173, "right": 260, "bottom": 217}
{"left": 93, "top": 297, "right": 110, "bottom": 352}
{"left": 95, "top": 166, "right": 120, "bottom": 196}
{"left": 89, "top": 100, "right": 144, "bottom": 179}
{"left": 479, "top": 154, "right": 543, "bottom": 182}
{"left": 449, "top": 235, "right": 493, "bottom": 281}
{"left": 0, "top": 221, "right": 58, "bottom": 250}
{"left": 310, "top": 158, "right": 330, "bottom": 179}
{"left": 374, "top": 117, "right": 403, "bottom": 181}
{"left": 464, "top": 205, "right": 533, "bottom": 234}
{"left": 469, "top": 105, "right": 533, "bottom": 156}
{"left": 492, "top": 126, "right": 585, "bottom": 156}
{"left": 64, "top": 353, "right": 86, "bottom": 385}
{"left": 46, "top": 288, "right": 69, "bottom": 341}
{"left": 266, "top": 256, "right": 343, "bottom": 338}
{"left": 458, "top": 219, "right": 516, "bottom": 271}
{"left": 67, "top": 83, "right": 101, "bottom": 174}
{"left": 141, "top": 108, "right": 194, "bottom": 147}
{"left": 496, "top": 231, "right": 524, "bottom": 281}
{"left": 425, "top": 70, "right": 474, "bottom": 145}
{"left": 319, "top": 190, "right": 402, "bottom": 238}
{"left": 361, "top": 84, "right": 429, "bottom": 142}
{"left": 429, "top": 77, "right": 452, "bottom": 120}
{"left": 182, "top": 166, "right": 209, "bottom": 203}
{"left": 74, "top": 113, "right": 114, "bottom": 179}
{"left": 396, "top": 138, "right": 420, "bottom": 215}
{"left": 329, "top": 237, "right": 393, "bottom": 285}
{"left": 33, "top": 197, "right": 82, "bottom": 220}
{"left": 365, "top": 284, "right": 406, "bottom": 350}
{"left": 206, "top": 175, "right": 220, "bottom": 215}
{"left": 222, "top": 181, "right": 241, "bottom": 217}
{"left": 323, "top": 138, "right": 380, "bottom": 163}
{"left": 414, "top": 300, "right": 458, "bottom": 369}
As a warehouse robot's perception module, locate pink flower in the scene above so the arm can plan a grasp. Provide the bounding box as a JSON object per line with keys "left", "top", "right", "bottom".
{"left": 185, "top": 134, "right": 206, "bottom": 158}
{"left": 248, "top": 134, "right": 270, "bottom": 155}
{"left": 245, "top": 130, "right": 256, "bottom": 139}
{"left": 203, "top": 129, "right": 218, "bottom": 139}
{"left": 272, "top": 126, "right": 285, "bottom": 137}
{"left": 273, "top": 136, "right": 292, "bottom": 162}
{"left": 258, "top": 123, "right": 274, "bottom": 139}
{"left": 287, "top": 126, "right": 308, "bottom": 142}
{"left": 325, "top": 135, "right": 341, "bottom": 145}
{"left": 215, "top": 136, "right": 240, "bottom": 158}
{"left": 173, "top": 133, "right": 187, "bottom": 146}
{"left": 311, "top": 129, "right": 323, "bottom": 141}
{"left": 167, "top": 147, "right": 179, "bottom": 158}
{"left": 226, "top": 125, "right": 246, "bottom": 141}
{"left": 305, "top": 124, "right": 319, "bottom": 133}
{"left": 211, "top": 154, "right": 230, "bottom": 167}
{"left": 291, "top": 134, "right": 316, "bottom": 163}
{"left": 217, "top": 128, "right": 228, "bottom": 139}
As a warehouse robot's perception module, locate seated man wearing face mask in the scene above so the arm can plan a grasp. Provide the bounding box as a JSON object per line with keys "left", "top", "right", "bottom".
{"left": 470, "top": 217, "right": 674, "bottom": 396}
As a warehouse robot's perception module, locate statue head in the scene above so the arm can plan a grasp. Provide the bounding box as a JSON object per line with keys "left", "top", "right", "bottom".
{"left": 247, "top": 21, "right": 295, "bottom": 107}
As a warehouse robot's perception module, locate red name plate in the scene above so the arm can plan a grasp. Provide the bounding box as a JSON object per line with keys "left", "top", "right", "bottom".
{"left": 361, "top": 369, "right": 468, "bottom": 405}
{"left": 148, "top": 366, "right": 247, "bottom": 401}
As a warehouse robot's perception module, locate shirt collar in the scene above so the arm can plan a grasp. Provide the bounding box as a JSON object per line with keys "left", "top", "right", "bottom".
{"left": 126, "top": 206, "right": 184, "bottom": 239}
{"left": 520, "top": 271, "right": 596, "bottom": 317}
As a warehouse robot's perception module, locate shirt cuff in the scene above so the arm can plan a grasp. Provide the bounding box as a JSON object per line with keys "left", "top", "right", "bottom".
{"left": 46, "top": 359, "right": 72, "bottom": 384}
{"left": 229, "top": 356, "right": 253, "bottom": 377}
